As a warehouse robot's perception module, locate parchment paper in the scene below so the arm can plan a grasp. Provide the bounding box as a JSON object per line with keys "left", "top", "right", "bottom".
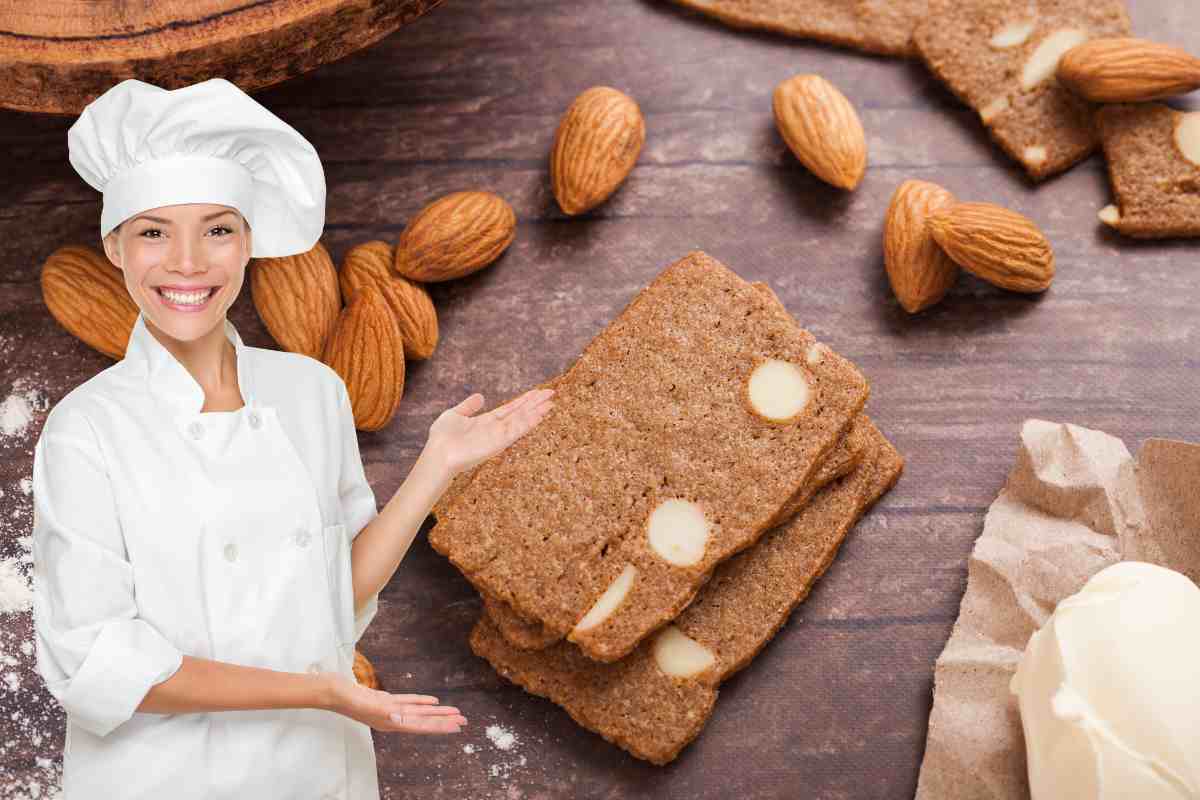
{"left": 915, "top": 419, "right": 1200, "bottom": 800}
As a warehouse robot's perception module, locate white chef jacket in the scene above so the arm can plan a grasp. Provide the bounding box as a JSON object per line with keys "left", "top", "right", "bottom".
{"left": 31, "top": 310, "right": 383, "bottom": 799}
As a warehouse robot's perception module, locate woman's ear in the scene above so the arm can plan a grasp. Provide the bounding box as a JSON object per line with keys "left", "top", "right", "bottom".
{"left": 101, "top": 229, "right": 121, "bottom": 269}
{"left": 242, "top": 217, "right": 253, "bottom": 265}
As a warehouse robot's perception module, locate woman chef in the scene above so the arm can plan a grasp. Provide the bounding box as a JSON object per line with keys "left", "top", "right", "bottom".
{"left": 31, "top": 77, "right": 555, "bottom": 799}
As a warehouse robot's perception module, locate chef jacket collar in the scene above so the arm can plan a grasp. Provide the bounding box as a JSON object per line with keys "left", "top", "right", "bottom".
{"left": 124, "top": 311, "right": 257, "bottom": 421}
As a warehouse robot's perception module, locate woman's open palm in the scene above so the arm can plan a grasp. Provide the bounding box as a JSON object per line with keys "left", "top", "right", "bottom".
{"left": 428, "top": 388, "right": 556, "bottom": 475}
{"left": 329, "top": 675, "right": 467, "bottom": 735}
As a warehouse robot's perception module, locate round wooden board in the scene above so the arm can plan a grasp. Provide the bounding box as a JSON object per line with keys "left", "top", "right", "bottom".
{"left": 0, "top": 0, "right": 448, "bottom": 115}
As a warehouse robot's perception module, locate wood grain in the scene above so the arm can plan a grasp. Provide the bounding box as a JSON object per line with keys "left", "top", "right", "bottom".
{"left": 2, "top": 1, "right": 1199, "bottom": 798}
{"left": 0, "top": 0, "right": 447, "bottom": 114}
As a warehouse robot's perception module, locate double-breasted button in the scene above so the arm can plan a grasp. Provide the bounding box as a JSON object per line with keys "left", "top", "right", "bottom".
{"left": 248, "top": 411, "right": 261, "bottom": 429}
{"left": 294, "top": 529, "right": 311, "bottom": 548}
{"left": 187, "top": 421, "right": 205, "bottom": 440}
{"left": 223, "top": 542, "right": 238, "bottom": 562}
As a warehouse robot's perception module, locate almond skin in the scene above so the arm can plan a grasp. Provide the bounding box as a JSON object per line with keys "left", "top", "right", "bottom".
{"left": 926, "top": 202, "right": 1055, "bottom": 293}
{"left": 551, "top": 86, "right": 646, "bottom": 215}
{"left": 40, "top": 244, "right": 139, "bottom": 359}
{"left": 1058, "top": 38, "right": 1200, "bottom": 103}
{"left": 341, "top": 240, "right": 438, "bottom": 360}
{"left": 250, "top": 240, "right": 341, "bottom": 359}
{"left": 773, "top": 74, "right": 867, "bottom": 190}
{"left": 322, "top": 284, "right": 405, "bottom": 432}
{"left": 394, "top": 190, "right": 516, "bottom": 283}
{"left": 884, "top": 180, "right": 959, "bottom": 313}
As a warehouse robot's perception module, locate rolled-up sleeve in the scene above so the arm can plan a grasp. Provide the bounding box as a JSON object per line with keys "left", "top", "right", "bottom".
{"left": 334, "top": 380, "right": 381, "bottom": 644}
{"left": 31, "top": 407, "right": 183, "bottom": 738}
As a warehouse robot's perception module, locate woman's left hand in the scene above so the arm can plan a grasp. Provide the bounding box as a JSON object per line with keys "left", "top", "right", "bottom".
{"left": 426, "top": 388, "right": 556, "bottom": 476}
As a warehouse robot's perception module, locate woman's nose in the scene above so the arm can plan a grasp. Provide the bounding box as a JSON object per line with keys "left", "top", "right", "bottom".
{"left": 169, "top": 236, "right": 201, "bottom": 272}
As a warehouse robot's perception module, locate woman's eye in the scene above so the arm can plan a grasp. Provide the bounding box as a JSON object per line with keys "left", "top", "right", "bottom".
{"left": 209, "top": 225, "right": 233, "bottom": 236}
{"left": 139, "top": 228, "right": 162, "bottom": 239}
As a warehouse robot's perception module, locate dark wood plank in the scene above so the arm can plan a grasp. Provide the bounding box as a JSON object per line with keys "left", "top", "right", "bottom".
{"left": 2, "top": 0, "right": 1199, "bottom": 797}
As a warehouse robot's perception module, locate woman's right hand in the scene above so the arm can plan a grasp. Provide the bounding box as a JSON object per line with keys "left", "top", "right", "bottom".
{"left": 324, "top": 673, "right": 467, "bottom": 734}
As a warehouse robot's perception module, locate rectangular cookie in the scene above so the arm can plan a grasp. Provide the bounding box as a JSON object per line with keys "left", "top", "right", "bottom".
{"left": 429, "top": 251, "right": 870, "bottom": 663}
{"left": 442, "top": 279, "right": 870, "bottom": 653}
{"left": 913, "top": 0, "right": 1130, "bottom": 180}
{"left": 667, "top": 0, "right": 933, "bottom": 58}
{"left": 1096, "top": 103, "right": 1200, "bottom": 239}
{"left": 436, "top": 281, "right": 862, "bottom": 533}
{"left": 469, "top": 419, "right": 904, "bottom": 765}
{"left": 480, "top": 413, "right": 872, "bottom": 651}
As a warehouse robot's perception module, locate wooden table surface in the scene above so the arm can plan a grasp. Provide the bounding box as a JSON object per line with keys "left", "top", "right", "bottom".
{"left": 2, "top": 2, "right": 1198, "bottom": 798}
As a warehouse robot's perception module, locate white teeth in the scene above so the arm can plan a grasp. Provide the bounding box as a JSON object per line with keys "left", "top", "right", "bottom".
{"left": 159, "top": 287, "right": 215, "bottom": 305}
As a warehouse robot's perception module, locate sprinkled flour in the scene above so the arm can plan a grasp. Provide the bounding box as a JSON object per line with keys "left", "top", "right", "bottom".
{"left": 457, "top": 721, "right": 536, "bottom": 784}
{"left": 0, "top": 378, "right": 49, "bottom": 443}
{"left": 0, "top": 558, "right": 32, "bottom": 615}
{"left": 485, "top": 724, "right": 517, "bottom": 751}
{"left": 0, "top": 378, "right": 63, "bottom": 799}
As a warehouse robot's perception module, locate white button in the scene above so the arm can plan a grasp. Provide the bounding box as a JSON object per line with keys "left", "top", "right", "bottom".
{"left": 248, "top": 411, "right": 261, "bottom": 429}
{"left": 188, "top": 421, "right": 204, "bottom": 440}
{"left": 223, "top": 542, "right": 238, "bottom": 562}
{"left": 307, "top": 662, "right": 321, "bottom": 674}
{"left": 294, "top": 529, "right": 311, "bottom": 548}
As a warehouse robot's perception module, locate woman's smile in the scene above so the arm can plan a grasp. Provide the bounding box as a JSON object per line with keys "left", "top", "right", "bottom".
{"left": 155, "top": 284, "right": 220, "bottom": 312}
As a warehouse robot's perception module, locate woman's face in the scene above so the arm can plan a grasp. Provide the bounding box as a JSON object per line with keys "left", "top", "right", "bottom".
{"left": 102, "top": 202, "right": 252, "bottom": 342}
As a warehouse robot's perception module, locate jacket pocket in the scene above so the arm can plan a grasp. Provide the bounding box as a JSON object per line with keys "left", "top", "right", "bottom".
{"left": 320, "top": 523, "right": 354, "bottom": 647}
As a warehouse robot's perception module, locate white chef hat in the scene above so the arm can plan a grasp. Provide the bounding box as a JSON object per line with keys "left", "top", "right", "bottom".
{"left": 66, "top": 77, "right": 326, "bottom": 258}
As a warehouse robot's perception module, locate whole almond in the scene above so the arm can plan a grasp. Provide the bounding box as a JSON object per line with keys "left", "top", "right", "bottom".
{"left": 773, "top": 74, "right": 867, "bottom": 190}
{"left": 884, "top": 180, "right": 959, "bottom": 313}
{"left": 250, "top": 240, "right": 341, "bottom": 359}
{"left": 926, "top": 202, "right": 1055, "bottom": 293}
{"left": 1058, "top": 38, "right": 1200, "bottom": 102}
{"left": 40, "top": 244, "right": 139, "bottom": 359}
{"left": 322, "top": 284, "right": 405, "bottom": 432}
{"left": 353, "top": 649, "right": 380, "bottom": 689}
{"left": 551, "top": 86, "right": 646, "bottom": 215}
{"left": 341, "top": 240, "right": 438, "bottom": 360}
{"left": 394, "top": 190, "right": 516, "bottom": 283}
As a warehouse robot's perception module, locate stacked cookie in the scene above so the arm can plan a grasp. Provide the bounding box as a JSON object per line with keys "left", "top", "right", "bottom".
{"left": 429, "top": 251, "right": 903, "bottom": 763}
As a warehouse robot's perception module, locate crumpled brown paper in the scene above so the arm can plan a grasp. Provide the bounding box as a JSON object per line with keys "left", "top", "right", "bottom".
{"left": 915, "top": 419, "right": 1200, "bottom": 800}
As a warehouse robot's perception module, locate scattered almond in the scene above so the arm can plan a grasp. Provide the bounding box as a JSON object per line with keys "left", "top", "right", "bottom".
{"left": 772, "top": 74, "right": 867, "bottom": 190}
{"left": 926, "top": 202, "right": 1055, "bottom": 293}
{"left": 40, "top": 244, "right": 139, "bottom": 359}
{"left": 551, "top": 86, "right": 645, "bottom": 215}
{"left": 353, "top": 649, "right": 380, "bottom": 688}
{"left": 322, "top": 284, "right": 405, "bottom": 432}
{"left": 341, "top": 240, "right": 438, "bottom": 360}
{"left": 394, "top": 190, "right": 516, "bottom": 283}
{"left": 884, "top": 180, "right": 959, "bottom": 313}
{"left": 250, "top": 240, "right": 341, "bottom": 360}
{"left": 1058, "top": 37, "right": 1200, "bottom": 103}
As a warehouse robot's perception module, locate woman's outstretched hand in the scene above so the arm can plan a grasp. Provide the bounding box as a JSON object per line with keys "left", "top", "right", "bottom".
{"left": 426, "top": 388, "right": 556, "bottom": 476}
{"left": 325, "top": 674, "right": 467, "bottom": 734}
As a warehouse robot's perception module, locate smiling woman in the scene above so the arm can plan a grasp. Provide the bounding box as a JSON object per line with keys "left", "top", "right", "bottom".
{"left": 37, "top": 76, "right": 477, "bottom": 800}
